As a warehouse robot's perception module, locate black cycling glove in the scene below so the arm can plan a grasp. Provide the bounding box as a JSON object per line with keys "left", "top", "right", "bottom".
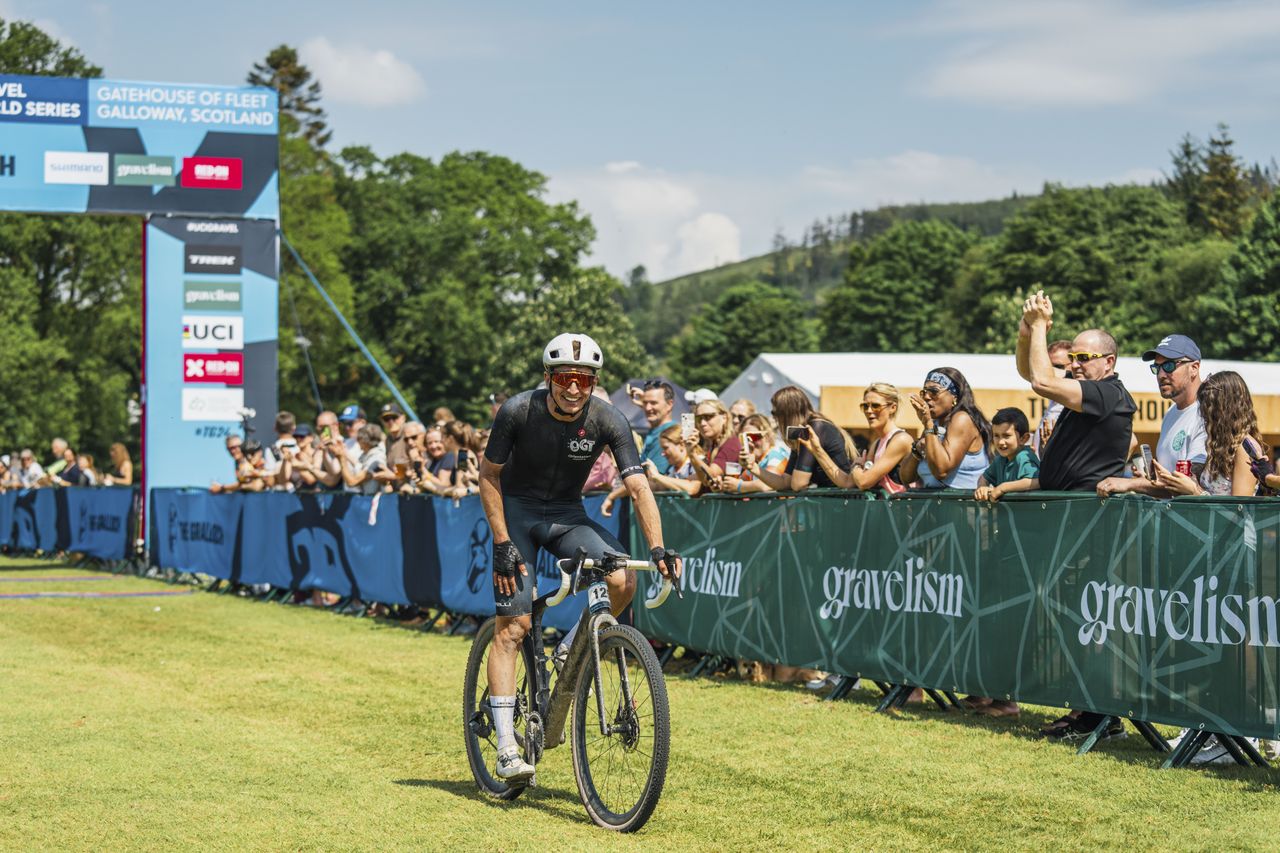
{"left": 493, "top": 541, "right": 524, "bottom": 577}
{"left": 650, "top": 546, "right": 680, "bottom": 573}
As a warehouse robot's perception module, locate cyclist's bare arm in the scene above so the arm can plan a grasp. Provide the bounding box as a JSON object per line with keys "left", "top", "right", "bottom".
{"left": 479, "top": 457, "right": 524, "bottom": 596}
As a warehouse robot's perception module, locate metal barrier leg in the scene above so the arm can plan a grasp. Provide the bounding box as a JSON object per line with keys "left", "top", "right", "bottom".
{"left": 924, "top": 689, "right": 953, "bottom": 712}
{"left": 1161, "top": 729, "right": 1210, "bottom": 769}
{"left": 657, "top": 645, "right": 677, "bottom": 667}
{"left": 875, "top": 684, "right": 908, "bottom": 713}
{"left": 1131, "top": 720, "right": 1171, "bottom": 753}
{"left": 1231, "top": 735, "right": 1270, "bottom": 768}
{"left": 1216, "top": 733, "right": 1251, "bottom": 767}
{"left": 1075, "top": 715, "right": 1118, "bottom": 755}
{"left": 422, "top": 609, "right": 447, "bottom": 632}
{"left": 685, "top": 654, "right": 719, "bottom": 679}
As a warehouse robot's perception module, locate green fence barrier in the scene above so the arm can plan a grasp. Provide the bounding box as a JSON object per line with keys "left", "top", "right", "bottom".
{"left": 631, "top": 491, "right": 1280, "bottom": 739}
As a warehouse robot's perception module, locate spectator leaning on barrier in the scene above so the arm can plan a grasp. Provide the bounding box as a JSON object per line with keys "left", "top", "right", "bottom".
{"left": 17, "top": 449, "right": 44, "bottom": 488}
{"left": 1096, "top": 335, "right": 1206, "bottom": 498}
{"left": 236, "top": 440, "right": 272, "bottom": 492}
{"left": 101, "top": 442, "right": 133, "bottom": 486}
{"left": 209, "top": 435, "right": 245, "bottom": 494}
{"left": 77, "top": 454, "right": 97, "bottom": 486}
{"left": 727, "top": 412, "right": 790, "bottom": 494}
{"left": 637, "top": 380, "right": 677, "bottom": 475}
{"left": 307, "top": 411, "right": 344, "bottom": 490}
{"left": 424, "top": 425, "right": 456, "bottom": 490}
{"left": 340, "top": 423, "right": 387, "bottom": 495}
{"left": 1153, "top": 371, "right": 1269, "bottom": 497}
{"left": 277, "top": 423, "right": 319, "bottom": 492}
{"left": 684, "top": 397, "right": 743, "bottom": 495}
{"left": 375, "top": 403, "right": 410, "bottom": 490}
{"left": 1017, "top": 291, "right": 1136, "bottom": 742}
{"left": 46, "top": 437, "right": 68, "bottom": 478}
{"left": 0, "top": 455, "right": 15, "bottom": 490}
{"left": 1031, "top": 340, "right": 1072, "bottom": 455}
{"left": 802, "top": 382, "right": 911, "bottom": 493}
{"left": 974, "top": 408, "right": 1040, "bottom": 504}
{"left": 339, "top": 405, "right": 367, "bottom": 450}
{"left": 52, "top": 445, "right": 85, "bottom": 487}
{"left": 443, "top": 420, "right": 482, "bottom": 491}
{"left": 900, "top": 368, "right": 991, "bottom": 490}
{"left": 644, "top": 424, "right": 699, "bottom": 495}
{"left": 753, "top": 385, "right": 853, "bottom": 491}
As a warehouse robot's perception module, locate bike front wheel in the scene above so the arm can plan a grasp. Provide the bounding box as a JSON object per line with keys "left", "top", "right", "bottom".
{"left": 570, "top": 623, "right": 670, "bottom": 832}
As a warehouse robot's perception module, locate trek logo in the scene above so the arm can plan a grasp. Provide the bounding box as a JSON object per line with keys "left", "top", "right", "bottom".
{"left": 113, "top": 154, "right": 175, "bottom": 186}
{"left": 44, "top": 150, "right": 108, "bottom": 185}
{"left": 0, "top": 154, "right": 13, "bottom": 177}
{"left": 181, "top": 156, "right": 243, "bottom": 190}
{"left": 183, "top": 353, "right": 244, "bottom": 384}
{"left": 184, "top": 281, "right": 241, "bottom": 311}
{"left": 182, "top": 314, "right": 243, "bottom": 350}
{"left": 819, "top": 557, "right": 964, "bottom": 620}
{"left": 184, "top": 244, "right": 241, "bottom": 274}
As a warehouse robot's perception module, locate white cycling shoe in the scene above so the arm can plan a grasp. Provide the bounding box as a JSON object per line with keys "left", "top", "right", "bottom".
{"left": 495, "top": 748, "right": 535, "bottom": 784}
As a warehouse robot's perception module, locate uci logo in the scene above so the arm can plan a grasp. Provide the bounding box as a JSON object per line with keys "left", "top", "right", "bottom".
{"left": 568, "top": 438, "right": 596, "bottom": 454}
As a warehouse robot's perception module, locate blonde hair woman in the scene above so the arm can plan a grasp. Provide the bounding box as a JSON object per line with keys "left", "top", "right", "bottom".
{"left": 684, "top": 397, "right": 742, "bottom": 494}
{"left": 723, "top": 413, "right": 790, "bottom": 494}
{"left": 746, "top": 385, "right": 853, "bottom": 490}
{"left": 803, "top": 383, "right": 911, "bottom": 492}
{"left": 102, "top": 442, "right": 134, "bottom": 486}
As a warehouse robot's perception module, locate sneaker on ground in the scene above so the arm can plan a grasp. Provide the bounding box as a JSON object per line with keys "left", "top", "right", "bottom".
{"left": 1190, "top": 736, "right": 1234, "bottom": 765}
{"left": 1049, "top": 716, "right": 1126, "bottom": 743}
{"left": 495, "top": 748, "right": 535, "bottom": 784}
{"left": 806, "top": 674, "right": 846, "bottom": 692}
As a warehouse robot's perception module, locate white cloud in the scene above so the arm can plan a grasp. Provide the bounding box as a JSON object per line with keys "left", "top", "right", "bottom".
{"left": 798, "top": 150, "right": 1040, "bottom": 206}
{"left": 918, "top": 0, "right": 1280, "bottom": 106}
{"left": 674, "top": 213, "right": 742, "bottom": 276}
{"left": 302, "top": 37, "right": 426, "bottom": 107}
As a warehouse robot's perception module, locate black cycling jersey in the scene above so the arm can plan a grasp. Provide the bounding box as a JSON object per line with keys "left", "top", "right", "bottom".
{"left": 485, "top": 389, "right": 644, "bottom": 501}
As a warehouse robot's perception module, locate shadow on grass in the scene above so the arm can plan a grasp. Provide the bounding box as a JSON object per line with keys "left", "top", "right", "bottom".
{"left": 393, "top": 776, "right": 583, "bottom": 813}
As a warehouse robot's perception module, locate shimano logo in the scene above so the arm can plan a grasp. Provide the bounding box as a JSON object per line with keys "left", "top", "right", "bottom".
{"left": 1078, "top": 575, "right": 1280, "bottom": 648}
{"left": 819, "top": 557, "right": 964, "bottom": 620}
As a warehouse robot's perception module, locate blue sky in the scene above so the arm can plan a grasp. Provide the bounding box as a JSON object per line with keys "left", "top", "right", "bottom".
{"left": 8, "top": 0, "right": 1280, "bottom": 279}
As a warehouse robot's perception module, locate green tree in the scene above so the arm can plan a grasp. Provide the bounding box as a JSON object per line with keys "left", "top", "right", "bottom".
{"left": 0, "top": 17, "right": 100, "bottom": 75}
{"left": 820, "top": 220, "right": 978, "bottom": 352}
{"left": 1196, "top": 192, "right": 1280, "bottom": 359}
{"left": 668, "top": 282, "right": 818, "bottom": 390}
{"left": 1199, "top": 123, "right": 1252, "bottom": 240}
{"left": 1166, "top": 133, "right": 1207, "bottom": 232}
{"left": 248, "top": 45, "right": 331, "bottom": 148}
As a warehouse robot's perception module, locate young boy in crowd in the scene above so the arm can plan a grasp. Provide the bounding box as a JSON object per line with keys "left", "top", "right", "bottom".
{"left": 974, "top": 407, "right": 1040, "bottom": 503}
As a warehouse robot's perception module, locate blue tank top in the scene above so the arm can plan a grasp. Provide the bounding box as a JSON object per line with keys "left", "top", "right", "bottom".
{"left": 919, "top": 425, "right": 989, "bottom": 489}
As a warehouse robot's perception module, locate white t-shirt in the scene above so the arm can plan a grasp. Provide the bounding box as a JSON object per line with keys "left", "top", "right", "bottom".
{"left": 356, "top": 444, "right": 387, "bottom": 496}
{"left": 1156, "top": 400, "right": 1207, "bottom": 470}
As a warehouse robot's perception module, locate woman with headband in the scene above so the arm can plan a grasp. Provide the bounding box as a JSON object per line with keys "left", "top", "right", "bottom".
{"left": 900, "top": 367, "right": 991, "bottom": 489}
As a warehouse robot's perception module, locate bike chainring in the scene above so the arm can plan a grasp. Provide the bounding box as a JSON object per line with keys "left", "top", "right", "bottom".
{"left": 524, "top": 710, "right": 545, "bottom": 764}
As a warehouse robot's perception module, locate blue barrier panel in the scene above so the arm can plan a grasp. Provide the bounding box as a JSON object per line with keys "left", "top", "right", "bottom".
{"left": 240, "top": 491, "right": 300, "bottom": 589}
{"left": 12, "top": 488, "right": 57, "bottom": 552}
{"left": 0, "top": 491, "right": 13, "bottom": 548}
{"left": 63, "top": 487, "right": 133, "bottom": 560}
{"left": 340, "top": 494, "right": 407, "bottom": 605}
{"left": 152, "top": 490, "right": 243, "bottom": 579}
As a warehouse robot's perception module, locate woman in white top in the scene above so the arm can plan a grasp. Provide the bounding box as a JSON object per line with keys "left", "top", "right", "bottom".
{"left": 1155, "top": 371, "right": 1266, "bottom": 497}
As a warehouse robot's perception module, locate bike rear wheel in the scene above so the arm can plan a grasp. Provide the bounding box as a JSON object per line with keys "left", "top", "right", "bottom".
{"left": 462, "top": 616, "right": 539, "bottom": 800}
{"left": 570, "top": 623, "right": 670, "bottom": 832}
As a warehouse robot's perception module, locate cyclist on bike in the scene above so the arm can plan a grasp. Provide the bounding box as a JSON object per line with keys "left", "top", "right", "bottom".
{"left": 480, "top": 332, "right": 683, "bottom": 784}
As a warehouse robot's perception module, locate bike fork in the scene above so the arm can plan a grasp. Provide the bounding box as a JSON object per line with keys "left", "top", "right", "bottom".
{"left": 589, "top": 612, "right": 616, "bottom": 736}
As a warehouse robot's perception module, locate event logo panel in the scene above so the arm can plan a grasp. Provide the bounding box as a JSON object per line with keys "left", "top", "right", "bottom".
{"left": 182, "top": 315, "right": 243, "bottom": 350}
{"left": 184, "top": 281, "right": 241, "bottom": 311}
{"left": 185, "top": 245, "right": 241, "bottom": 274}
{"left": 181, "top": 387, "right": 245, "bottom": 422}
{"left": 183, "top": 353, "right": 243, "bottom": 385}
{"left": 181, "top": 156, "right": 243, "bottom": 190}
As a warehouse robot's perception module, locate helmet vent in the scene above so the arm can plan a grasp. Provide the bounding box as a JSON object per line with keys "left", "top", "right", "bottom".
{"left": 572, "top": 340, "right": 582, "bottom": 361}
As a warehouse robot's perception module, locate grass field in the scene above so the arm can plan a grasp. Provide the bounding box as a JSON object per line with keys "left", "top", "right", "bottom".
{"left": 3, "top": 555, "right": 1280, "bottom": 851}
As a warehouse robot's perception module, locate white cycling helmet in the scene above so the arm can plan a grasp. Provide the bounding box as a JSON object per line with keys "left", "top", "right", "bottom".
{"left": 543, "top": 332, "right": 604, "bottom": 372}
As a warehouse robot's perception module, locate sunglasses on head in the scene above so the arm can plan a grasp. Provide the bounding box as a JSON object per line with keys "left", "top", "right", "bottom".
{"left": 1150, "top": 359, "right": 1193, "bottom": 375}
{"left": 1066, "top": 351, "right": 1112, "bottom": 364}
{"left": 549, "top": 370, "right": 597, "bottom": 389}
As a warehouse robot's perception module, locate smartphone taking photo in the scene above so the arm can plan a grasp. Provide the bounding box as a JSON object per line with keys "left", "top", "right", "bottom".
{"left": 1140, "top": 444, "right": 1155, "bottom": 481}
{"left": 785, "top": 425, "right": 811, "bottom": 442}
{"left": 681, "top": 412, "right": 696, "bottom": 441}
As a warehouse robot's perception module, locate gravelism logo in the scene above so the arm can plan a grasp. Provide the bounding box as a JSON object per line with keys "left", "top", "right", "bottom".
{"left": 113, "top": 154, "right": 175, "bottom": 186}
{"left": 681, "top": 546, "right": 743, "bottom": 598}
{"left": 184, "top": 281, "right": 241, "bottom": 311}
{"left": 1078, "top": 575, "right": 1280, "bottom": 648}
{"left": 819, "top": 557, "right": 964, "bottom": 620}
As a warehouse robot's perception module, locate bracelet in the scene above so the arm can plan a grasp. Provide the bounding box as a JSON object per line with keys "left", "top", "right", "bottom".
{"left": 736, "top": 480, "right": 742, "bottom": 493}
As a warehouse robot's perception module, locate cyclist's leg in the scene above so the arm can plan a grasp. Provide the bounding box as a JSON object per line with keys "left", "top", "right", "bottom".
{"left": 486, "top": 502, "right": 539, "bottom": 781}
{"left": 546, "top": 511, "right": 635, "bottom": 615}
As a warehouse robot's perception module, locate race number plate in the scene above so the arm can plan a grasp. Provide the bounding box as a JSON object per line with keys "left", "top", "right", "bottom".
{"left": 587, "top": 581, "right": 610, "bottom": 613}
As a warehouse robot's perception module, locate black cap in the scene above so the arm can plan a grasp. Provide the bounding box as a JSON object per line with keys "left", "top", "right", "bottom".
{"left": 380, "top": 402, "right": 405, "bottom": 418}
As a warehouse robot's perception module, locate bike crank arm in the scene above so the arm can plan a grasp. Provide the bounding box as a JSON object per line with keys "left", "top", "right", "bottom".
{"left": 546, "top": 558, "right": 675, "bottom": 609}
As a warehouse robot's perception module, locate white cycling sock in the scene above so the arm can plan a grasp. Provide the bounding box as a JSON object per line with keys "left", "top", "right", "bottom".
{"left": 490, "top": 695, "right": 517, "bottom": 753}
{"left": 557, "top": 623, "right": 579, "bottom": 656}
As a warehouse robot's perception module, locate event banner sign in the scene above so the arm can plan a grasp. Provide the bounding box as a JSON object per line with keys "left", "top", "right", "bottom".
{"left": 0, "top": 487, "right": 134, "bottom": 559}
{"left": 0, "top": 75, "right": 278, "bottom": 218}
{"left": 632, "top": 492, "right": 1280, "bottom": 740}
{"left": 145, "top": 218, "right": 278, "bottom": 492}
{"left": 148, "top": 491, "right": 620, "bottom": 632}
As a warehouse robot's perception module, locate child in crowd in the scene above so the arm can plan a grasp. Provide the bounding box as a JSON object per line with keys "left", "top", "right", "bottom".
{"left": 966, "top": 407, "right": 1040, "bottom": 717}
{"left": 973, "top": 407, "right": 1040, "bottom": 503}
{"left": 645, "top": 424, "right": 698, "bottom": 495}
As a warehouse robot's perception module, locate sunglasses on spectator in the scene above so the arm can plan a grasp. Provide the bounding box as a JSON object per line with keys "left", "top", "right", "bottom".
{"left": 745, "top": 432, "right": 765, "bottom": 443}
{"left": 920, "top": 386, "right": 946, "bottom": 399}
{"left": 860, "top": 402, "right": 888, "bottom": 413}
{"left": 1150, "top": 359, "right": 1194, "bottom": 375}
{"left": 548, "top": 370, "right": 597, "bottom": 389}
{"left": 227, "top": 445, "right": 242, "bottom": 454}
{"left": 1066, "top": 351, "right": 1113, "bottom": 364}
{"left": 1052, "top": 362, "right": 1070, "bottom": 371}
{"left": 695, "top": 413, "right": 718, "bottom": 422}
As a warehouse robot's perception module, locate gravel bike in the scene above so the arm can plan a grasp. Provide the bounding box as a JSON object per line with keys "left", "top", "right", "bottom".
{"left": 463, "top": 548, "right": 677, "bottom": 832}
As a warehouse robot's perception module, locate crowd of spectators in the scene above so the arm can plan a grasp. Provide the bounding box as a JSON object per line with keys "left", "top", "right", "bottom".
{"left": 0, "top": 440, "right": 133, "bottom": 492}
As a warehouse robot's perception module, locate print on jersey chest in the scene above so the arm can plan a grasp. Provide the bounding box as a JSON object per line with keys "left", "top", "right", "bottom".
{"left": 565, "top": 425, "right": 597, "bottom": 461}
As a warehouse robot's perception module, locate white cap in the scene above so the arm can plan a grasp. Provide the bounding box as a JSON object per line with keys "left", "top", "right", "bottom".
{"left": 685, "top": 388, "right": 719, "bottom": 405}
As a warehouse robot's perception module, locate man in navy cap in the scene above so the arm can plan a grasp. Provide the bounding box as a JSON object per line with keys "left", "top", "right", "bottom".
{"left": 1096, "top": 334, "right": 1206, "bottom": 497}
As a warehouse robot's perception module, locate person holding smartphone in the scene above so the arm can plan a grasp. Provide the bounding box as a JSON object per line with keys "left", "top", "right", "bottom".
{"left": 745, "top": 386, "right": 853, "bottom": 491}
{"left": 683, "top": 398, "right": 742, "bottom": 494}
{"left": 799, "top": 383, "right": 912, "bottom": 493}
{"left": 339, "top": 423, "right": 388, "bottom": 495}
{"left": 721, "top": 414, "right": 789, "bottom": 494}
